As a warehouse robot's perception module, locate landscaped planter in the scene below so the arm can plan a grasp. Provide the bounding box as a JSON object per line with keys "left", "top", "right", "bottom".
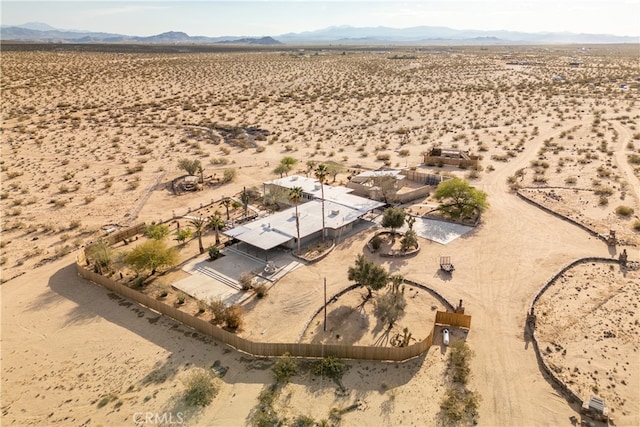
{"left": 367, "top": 231, "right": 420, "bottom": 257}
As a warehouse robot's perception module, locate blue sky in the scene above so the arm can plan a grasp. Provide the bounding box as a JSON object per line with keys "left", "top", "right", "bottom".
{"left": 2, "top": 1, "right": 639, "bottom": 37}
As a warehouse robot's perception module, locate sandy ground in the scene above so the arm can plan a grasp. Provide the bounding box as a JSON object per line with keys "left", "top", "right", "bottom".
{"left": 2, "top": 45, "right": 639, "bottom": 426}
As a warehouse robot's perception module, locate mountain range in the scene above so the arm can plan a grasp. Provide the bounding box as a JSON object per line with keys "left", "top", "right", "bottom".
{"left": 1, "top": 22, "right": 637, "bottom": 45}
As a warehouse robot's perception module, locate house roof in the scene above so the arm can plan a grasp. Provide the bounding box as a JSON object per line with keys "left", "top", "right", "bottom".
{"left": 265, "top": 175, "right": 384, "bottom": 213}
{"left": 224, "top": 199, "right": 374, "bottom": 251}
{"left": 354, "top": 170, "right": 404, "bottom": 179}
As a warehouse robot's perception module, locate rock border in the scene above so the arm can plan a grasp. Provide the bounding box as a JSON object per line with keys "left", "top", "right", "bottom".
{"left": 517, "top": 187, "right": 637, "bottom": 246}
{"left": 526, "top": 257, "right": 622, "bottom": 410}
{"left": 298, "top": 278, "right": 455, "bottom": 343}
{"left": 366, "top": 231, "right": 420, "bottom": 257}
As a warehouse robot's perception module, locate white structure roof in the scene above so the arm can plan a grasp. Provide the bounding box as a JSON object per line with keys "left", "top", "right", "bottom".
{"left": 227, "top": 175, "right": 384, "bottom": 250}
{"left": 354, "top": 170, "right": 405, "bottom": 180}
{"left": 265, "top": 175, "right": 384, "bottom": 212}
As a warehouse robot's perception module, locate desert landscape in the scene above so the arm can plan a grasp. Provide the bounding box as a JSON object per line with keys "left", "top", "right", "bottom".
{"left": 1, "top": 43, "right": 639, "bottom": 426}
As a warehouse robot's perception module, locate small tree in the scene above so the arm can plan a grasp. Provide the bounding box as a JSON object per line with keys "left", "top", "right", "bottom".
{"left": 374, "top": 175, "right": 398, "bottom": 203}
{"left": 220, "top": 198, "right": 232, "bottom": 220}
{"left": 124, "top": 239, "right": 179, "bottom": 276}
{"left": 274, "top": 156, "right": 298, "bottom": 177}
{"left": 183, "top": 369, "right": 217, "bottom": 407}
{"left": 274, "top": 163, "right": 289, "bottom": 178}
{"left": 374, "top": 291, "right": 407, "bottom": 328}
{"left": 174, "top": 227, "right": 193, "bottom": 244}
{"left": 348, "top": 254, "right": 389, "bottom": 299}
{"left": 177, "top": 158, "right": 202, "bottom": 177}
{"left": 434, "top": 178, "right": 488, "bottom": 220}
{"left": 324, "top": 161, "right": 344, "bottom": 183}
{"left": 143, "top": 223, "right": 170, "bottom": 240}
{"left": 289, "top": 186, "right": 303, "bottom": 253}
{"left": 381, "top": 207, "right": 405, "bottom": 237}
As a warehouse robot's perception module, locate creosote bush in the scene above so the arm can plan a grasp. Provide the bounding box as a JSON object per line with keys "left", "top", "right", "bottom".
{"left": 272, "top": 353, "right": 298, "bottom": 384}
{"left": 615, "top": 205, "right": 634, "bottom": 217}
{"left": 183, "top": 369, "right": 217, "bottom": 407}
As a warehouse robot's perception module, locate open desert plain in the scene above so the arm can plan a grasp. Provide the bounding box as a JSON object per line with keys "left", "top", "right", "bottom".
{"left": 1, "top": 43, "right": 639, "bottom": 427}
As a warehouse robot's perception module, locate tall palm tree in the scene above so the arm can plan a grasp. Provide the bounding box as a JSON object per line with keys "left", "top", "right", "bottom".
{"left": 208, "top": 213, "right": 225, "bottom": 245}
{"left": 189, "top": 217, "right": 206, "bottom": 254}
{"left": 288, "top": 186, "right": 303, "bottom": 253}
{"left": 314, "top": 164, "right": 329, "bottom": 242}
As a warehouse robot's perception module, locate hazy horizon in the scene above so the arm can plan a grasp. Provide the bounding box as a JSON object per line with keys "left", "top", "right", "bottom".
{"left": 2, "top": 1, "right": 639, "bottom": 38}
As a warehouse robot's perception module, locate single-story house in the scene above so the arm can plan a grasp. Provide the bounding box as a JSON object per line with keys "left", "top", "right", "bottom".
{"left": 226, "top": 176, "right": 384, "bottom": 255}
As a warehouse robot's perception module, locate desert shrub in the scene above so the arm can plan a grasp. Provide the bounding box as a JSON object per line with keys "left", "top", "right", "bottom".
{"left": 197, "top": 300, "right": 207, "bottom": 313}
{"left": 440, "top": 387, "right": 480, "bottom": 424}
{"left": 208, "top": 245, "right": 220, "bottom": 260}
{"left": 628, "top": 154, "right": 640, "bottom": 164}
{"left": 223, "top": 168, "right": 237, "bottom": 183}
{"left": 176, "top": 292, "right": 186, "bottom": 305}
{"left": 291, "top": 415, "right": 315, "bottom": 427}
{"left": 400, "top": 229, "right": 418, "bottom": 251}
{"left": 448, "top": 341, "right": 473, "bottom": 385}
{"left": 564, "top": 176, "right": 577, "bottom": 184}
{"left": 52, "top": 199, "right": 67, "bottom": 208}
{"left": 239, "top": 272, "right": 254, "bottom": 290}
{"left": 615, "top": 205, "right": 634, "bottom": 217}
{"left": 252, "top": 408, "right": 280, "bottom": 427}
{"left": 632, "top": 220, "right": 640, "bottom": 231}
{"left": 594, "top": 186, "right": 614, "bottom": 196}
{"left": 223, "top": 304, "right": 243, "bottom": 330}
{"left": 598, "top": 197, "right": 609, "bottom": 206}
{"left": 208, "top": 298, "right": 226, "bottom": 325}
{"left": 370, "top": 234, "right": 382, "bottom": 251}
{"left": 272, "top": 353, "right": 298, "bottom": 384}
{"left": 254, "top": 283, "right": 268, "bottom": 299}
{"left": 312, "top": 356, "right": 346, "bottom": 382}
{"left": 183, "top": 369, "right": 217, "bottom": 407}
{"left": 96, "top": 393, "right": 118, "bottom": 408}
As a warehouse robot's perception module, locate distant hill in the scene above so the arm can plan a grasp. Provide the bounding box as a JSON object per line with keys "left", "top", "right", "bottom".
{"left": 277, "top": 25, "right": 638, "bottom": 45}
{"left": 0, "top": 25, "right": 283, "bottom": 45}
{"left": 1, "top": 23, "right": 636, "bottom": 45}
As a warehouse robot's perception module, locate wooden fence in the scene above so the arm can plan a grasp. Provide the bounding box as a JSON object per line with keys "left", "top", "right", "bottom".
{"left": 103, "top": 223, "right": 146, "bottom": 246}
{"left": 76, "top": 253, "right": 470, "bottom": 361}
{"left": 435, "top": 311, "right": 472, "bottom": 329}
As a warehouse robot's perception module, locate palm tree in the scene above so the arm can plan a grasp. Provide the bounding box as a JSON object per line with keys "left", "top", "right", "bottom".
{"left": 208, "top": 214, "right": 224, "bottom": 245}
{"left": 288, "top": 186, "right": 303, "bottom": 253}
{"left": 220, "top": 198, "right": 232, "bottom": 220}
{"left": 314, "top": 163, "right": 329, "bottom": 242}
{"left": 189, "top": 217, "right": 206, "bottom": 254}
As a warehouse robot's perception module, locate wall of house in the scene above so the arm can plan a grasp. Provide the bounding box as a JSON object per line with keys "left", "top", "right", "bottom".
{"left": 423, "top": 155, "right": 479, "bottom": 168}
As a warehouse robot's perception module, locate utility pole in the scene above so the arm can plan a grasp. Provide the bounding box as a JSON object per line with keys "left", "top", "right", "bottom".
{"left": 323, "top": 277, "right": 327, "bottom": 332}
